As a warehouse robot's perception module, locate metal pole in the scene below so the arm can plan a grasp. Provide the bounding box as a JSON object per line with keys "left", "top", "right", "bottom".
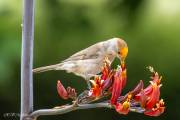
{"left": 20, "top": 0, "right": 35, "bottom": 119}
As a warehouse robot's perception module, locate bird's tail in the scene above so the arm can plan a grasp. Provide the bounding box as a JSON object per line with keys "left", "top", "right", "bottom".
{"left": 33, "top": 64, "right": 62, "bottom": 73}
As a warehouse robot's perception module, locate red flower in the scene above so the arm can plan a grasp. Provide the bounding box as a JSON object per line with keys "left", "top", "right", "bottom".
{"left": 111, "top": 66, "right": 127, "bottom": 105}
{"left": 56, "top": 58, "right": 166, "bottom": 117}
{"left": 145, "top": 82, "right": 161, "bottom": 109}
{"left": 88, "top": 58, "right": 114, "bottom": 98}
{"left": 101, "top": 57, "right": 111, "bottom": 80}
{"left": 101, "top": 71, "right": 114, "bottom": 91}
{"left": 134, "top": 69, "right": 162, "bottom": 101}
{"left": 115, "top": 102, "right": 130, "bottom": 115}
{"left": 115, "top": 94, "right": 131, "bottom": 115}
{"left": 89, "top": 59, "right": 127, "bottom": 105}
{"left": 144, "top": 99, "right": 165, "bottom": 116}
{"left": 57, "top": 80, "right": 68, "bottom": 99}
{"left": 132, "top": 67, "right": 165, "bottom": 116}
{"left": 89, "top": 76, "right": 103, "bottom": 97}
{"left": 131, "top": 80, "right": 144, "bottom": 96}
{"left": 57, "top": 80, "right": 77, "bottom": 100}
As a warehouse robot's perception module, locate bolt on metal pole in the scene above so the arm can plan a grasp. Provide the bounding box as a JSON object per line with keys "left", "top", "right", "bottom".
{"left": 20, "top": 0, "right": 35, "bottom": 119}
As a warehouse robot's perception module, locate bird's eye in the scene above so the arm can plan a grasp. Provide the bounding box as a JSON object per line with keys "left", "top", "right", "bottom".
{"left": 118, "top": 51, "right": 121, "bottom": 54}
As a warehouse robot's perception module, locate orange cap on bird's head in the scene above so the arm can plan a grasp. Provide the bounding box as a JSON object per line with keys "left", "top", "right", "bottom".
{"left": 116, "top": 38, "right": 128, "bottom": 63}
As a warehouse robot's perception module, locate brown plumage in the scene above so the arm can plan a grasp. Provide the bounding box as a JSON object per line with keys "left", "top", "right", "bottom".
{"left": 33, "top": 38, "right": 128, "bottom": 88}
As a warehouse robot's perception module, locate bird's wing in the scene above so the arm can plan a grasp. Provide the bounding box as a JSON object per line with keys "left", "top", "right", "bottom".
{"left": 62, "top": 42, "right": 104, "bottom": 62}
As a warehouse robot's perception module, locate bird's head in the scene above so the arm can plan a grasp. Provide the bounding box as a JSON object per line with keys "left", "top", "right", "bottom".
{"left": 116, "top": 38, "right": 128, "bottom": 64}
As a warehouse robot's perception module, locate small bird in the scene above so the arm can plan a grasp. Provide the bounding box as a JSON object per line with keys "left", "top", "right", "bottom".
{"left": 33, "top": 38, "right": 128, "bottom": 88}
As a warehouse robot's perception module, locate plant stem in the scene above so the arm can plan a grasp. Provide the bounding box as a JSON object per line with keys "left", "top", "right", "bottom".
{"left": 30, "top": 103, "right": 112, "bottom": 119}
{"left": 29, "top": 102, "right": 145, "bottom": 119}
{"left": 20, "top": 0, "right": 35, "bottom": 119}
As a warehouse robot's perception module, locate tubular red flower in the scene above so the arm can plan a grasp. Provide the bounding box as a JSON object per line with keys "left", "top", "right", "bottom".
{"left": 101, "top": 65, "right": 109, "bottom": 80}
{"left": 57, "top": 80, "right": 77, "bottom": 100}
{"left": 134, "top": 82, "right": 161, "bottom": 109}
{"left": 134, "top": 70, "right": 162, "bottom": 101}
{"left": 57, "top": 80, "right": 68, "bottom": 99}
{"left": 89, "top": 58, "right": 113, "bottom": 98}
{"left": 145, "top": 82, "right": 161, "bottom": 109}
{"left": 118, "top": 80, "right": 144, "bottom": 103}
{"left": 115, "top": 102, "right": 130, "bottom": 115}
{"left": 66, "top": 87, "right": 77, "bottom": 100}
{"left": 131, "top": 80, "right": 144, "bottom": 96}
{"left": 144, "top": 99, "right": 165, "bottom": 116}
{"left": 89, "top": 76, "right": 103, "bottom": 97}
{"left": 101, "top": 57, "right": 111, "bottom": 80}
{"left": 111, "top": 70, "right": 123, "bottom": 104}
{"left": 151, "top": 73, "right": 162, "bottom": 86}
{"left": 101, "top": 70, "right": 114, "bottom": 90}
{"left": 139, "top": 89, "right": 148, "bottom": 108}
{"left": 55, "top": 60, "right": 165, "bottom": 117}
{"left": 147, "top": 66, "right": 162, "bottom": 86}
{"left": 115, "top": 94, "right": 131, "bottom": 115}
{"left": 111, "top": 67, "right": 127, "bottom": 105}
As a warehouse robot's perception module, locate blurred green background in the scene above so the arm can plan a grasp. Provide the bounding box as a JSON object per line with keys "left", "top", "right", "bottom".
{"left": 1, "top": 0, "right": 180, "bottom": 120}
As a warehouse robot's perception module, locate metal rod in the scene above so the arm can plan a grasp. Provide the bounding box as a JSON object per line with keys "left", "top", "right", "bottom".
{"left": 20, "top": 0, "right": 35, "bottom": 119}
